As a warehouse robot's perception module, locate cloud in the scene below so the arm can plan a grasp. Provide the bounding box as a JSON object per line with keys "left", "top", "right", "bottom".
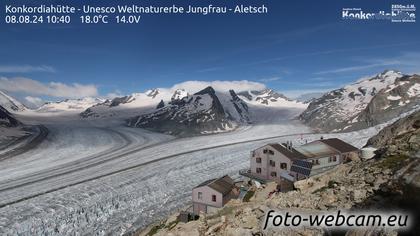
{"left": 196, "top": 66, "right": 224, "bottom": 73}
{"left": 258, "top": 77, "right": 281, "bottom": 82}
{"left": 315, "top": 61, "right": 399, "bottom": 75}
{"left": 0, "top": 65, "right": 55, "bottom": 73}
{"left": 247, "top": 42, "right": 420, "bottom": 66}
{"left": 24, "top": 96, "right": 45, "bottom": 107}
{"left": 168, "top": 80, "right": 266, "bottom": 93}
{"left": 315, "top": 51, "right": 420, "bottom": 75}
{"left": 104, "top": 90, "right": 123, "bottom": 99}
{"left": 0, "top": 77, "right": 98, "bottom": 98}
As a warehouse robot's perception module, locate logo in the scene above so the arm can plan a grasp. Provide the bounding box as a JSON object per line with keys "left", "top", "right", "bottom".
{"left": 342, "top": 4, "right": 415, "bottom": 23}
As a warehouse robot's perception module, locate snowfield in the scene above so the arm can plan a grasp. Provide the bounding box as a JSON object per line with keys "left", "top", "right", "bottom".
{"left": 0, "top": 106, "right": 388, "bottom": 235}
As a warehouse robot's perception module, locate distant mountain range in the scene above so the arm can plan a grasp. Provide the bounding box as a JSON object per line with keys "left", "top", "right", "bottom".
{"left": 81, "top": 86, "right": 303, "bottom": 135}
{"left": 237, "top": 89, "right": 307, "bottom": 108}
{"left": 300, "top": 70, "right": 420, "bottom": 132}
{"left": 1, "top": 69, "right": 418, "bottom": 136}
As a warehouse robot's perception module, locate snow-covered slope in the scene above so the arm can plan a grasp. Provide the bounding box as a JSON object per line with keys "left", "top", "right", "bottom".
{"left": 238, "top": 89, "right": 307, "bottom": 108}
{"left": 127, "top": 87, "right": 246, "bottom": 136}
{"left": 80, "top": 89, "right": 173, "bottom": 118}
{"left": 300, "top": 70, "right": 420, "bottom": 132}
{"left": 37, "top": 97, "right": 105, "bottom": 113}
{"left": 0, "top": 91, "right": 26, "bottom": 112}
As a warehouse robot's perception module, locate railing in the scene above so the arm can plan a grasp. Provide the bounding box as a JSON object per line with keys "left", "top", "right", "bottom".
{"left": 238, "top": 169, "right": 268, "bottom": 183}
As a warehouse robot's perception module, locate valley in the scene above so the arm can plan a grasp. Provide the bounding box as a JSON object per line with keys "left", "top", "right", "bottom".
{"left": 0, "top": 70, "right": 418, "bottom": 234}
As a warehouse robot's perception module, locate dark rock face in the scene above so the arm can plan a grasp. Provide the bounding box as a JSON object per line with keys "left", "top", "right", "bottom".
{"left": 146, "top": 89, "right": 159, "bottom": 98}
{"left": 156, "top": 100, "right": 165, "bottom": 109}
{"left": 360, "top": 111, "right": 420, "bottom": 235}
{"left": 227, "top": 90, "right": 250, "bottom": 123}
{"left": 0, "top": 105, "right": 20, "bottom": 127}
{"left": 300, "top": 71, "right": 419, "bottom": 132}
{"left": 109, "top": 96, "right": 133, "bottom": 107}
{"left": 127, "top": 86, "right": 235, "bottom": 136}
{"left": 366, "top": 110, "right": 420, "bottom": 154}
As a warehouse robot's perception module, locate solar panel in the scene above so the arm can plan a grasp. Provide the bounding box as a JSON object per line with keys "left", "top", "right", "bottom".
{"left": 290, "top": 166, "right": 311, "bottom": 176}
{"left": 293, "top": 159, "right": 313, "bottom": 169}
{"left": 291, "top": 160, "right": 313, "bottom": 177}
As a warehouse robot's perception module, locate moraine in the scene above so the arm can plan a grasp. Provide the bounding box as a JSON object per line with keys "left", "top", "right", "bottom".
{"left": 186, "top": 5, "right": 226, "bottom": 15}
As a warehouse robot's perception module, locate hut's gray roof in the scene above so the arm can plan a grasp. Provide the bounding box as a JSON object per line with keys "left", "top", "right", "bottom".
{"left": 195, "top": 175, "right": 234, "bottom": 195}
{"left": 319, "top": 138, "right": 359, "bottom": 153}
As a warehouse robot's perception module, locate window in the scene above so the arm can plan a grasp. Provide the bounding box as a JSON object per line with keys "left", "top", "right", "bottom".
{"left": 256, "top": 168, "right": 261, "bottom": 174}
{"left": 312, "top": 159, "right": 320, "bottom": 165}
{"left": 328, "top": 156, "right": 337, "bottom": 162}
{"left": 269, "top": 160, "right": 275, "bottom": 167}
{"left": 198, "top": 192, "right": 203, "bottom": 200}
{"left": 212, "top": 195, "right": 216, "bottom": 202}
{"left": 256, "top": 157, "right": 262, "bottom": 163}
{"left": 263, "top": 149, "right": 274, "bottom": 155}
{"left": 280, "top": 163, "right": 287, "bottom": 169}
{"left": 271, "top": 171, "right": 277, "bottom": 177}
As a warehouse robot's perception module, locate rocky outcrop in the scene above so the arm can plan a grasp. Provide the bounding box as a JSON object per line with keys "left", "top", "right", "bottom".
{"left": 366, "top": 110, "right": 419, "bottom": 151}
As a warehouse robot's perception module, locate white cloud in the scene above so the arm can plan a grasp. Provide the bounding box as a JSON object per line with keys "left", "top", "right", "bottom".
{"left": 24, "top": 96, "right": 45, "bottom": 107}
{"left": 0, "top": 65, "right": 55, "bottom": 73}
{"left": 0, "top": 77, "right": 98, "bottom": 98}
{"left": 168, "top": 80, "right": 266, "bottom": 93}
{"left": 104, "top": 90, "right": 123, "bottom": 99}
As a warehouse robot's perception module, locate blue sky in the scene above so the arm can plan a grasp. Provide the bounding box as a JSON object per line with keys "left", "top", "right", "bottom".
{"left": 0, "top": 0, "right": 419, "bottom": 105}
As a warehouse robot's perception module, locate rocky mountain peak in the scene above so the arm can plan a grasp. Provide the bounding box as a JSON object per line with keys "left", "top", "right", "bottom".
{"left": 0, "top": 90, "right": 26, "bottom": 112}
{"left": 194, "top": 86, "right": 216, "bottom": 96}
{"left": 300, "top": 71, "right": 419, "bottom": 132}
{"left": 146, "top": 89, "right": 160, "bottom": 98}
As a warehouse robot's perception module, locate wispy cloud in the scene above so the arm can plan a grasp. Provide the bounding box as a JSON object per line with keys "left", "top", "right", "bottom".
{"left": 196, "top": 66, "right": 224, "bottom": 73}
{"left": 0, "top": 65, "right": 56, "bottom": 73}
{"left": 247, "top": 42, "right": 420, "bottom": 66}
{"left": 315, "top": 51, "right": 420, "bottom": 75}
{"left": 0, "top": 77, "right": 98, "bottom": 98}
{"left": 315, "top": 62, "right": 399, "bottom": 75}
{"left": 258, "top": 77, "right": 281, "bottom": 82}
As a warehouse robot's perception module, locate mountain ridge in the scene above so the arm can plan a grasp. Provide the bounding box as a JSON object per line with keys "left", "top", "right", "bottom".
{"left": 300, "top": 70, "right": 420, "bottom": 132}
